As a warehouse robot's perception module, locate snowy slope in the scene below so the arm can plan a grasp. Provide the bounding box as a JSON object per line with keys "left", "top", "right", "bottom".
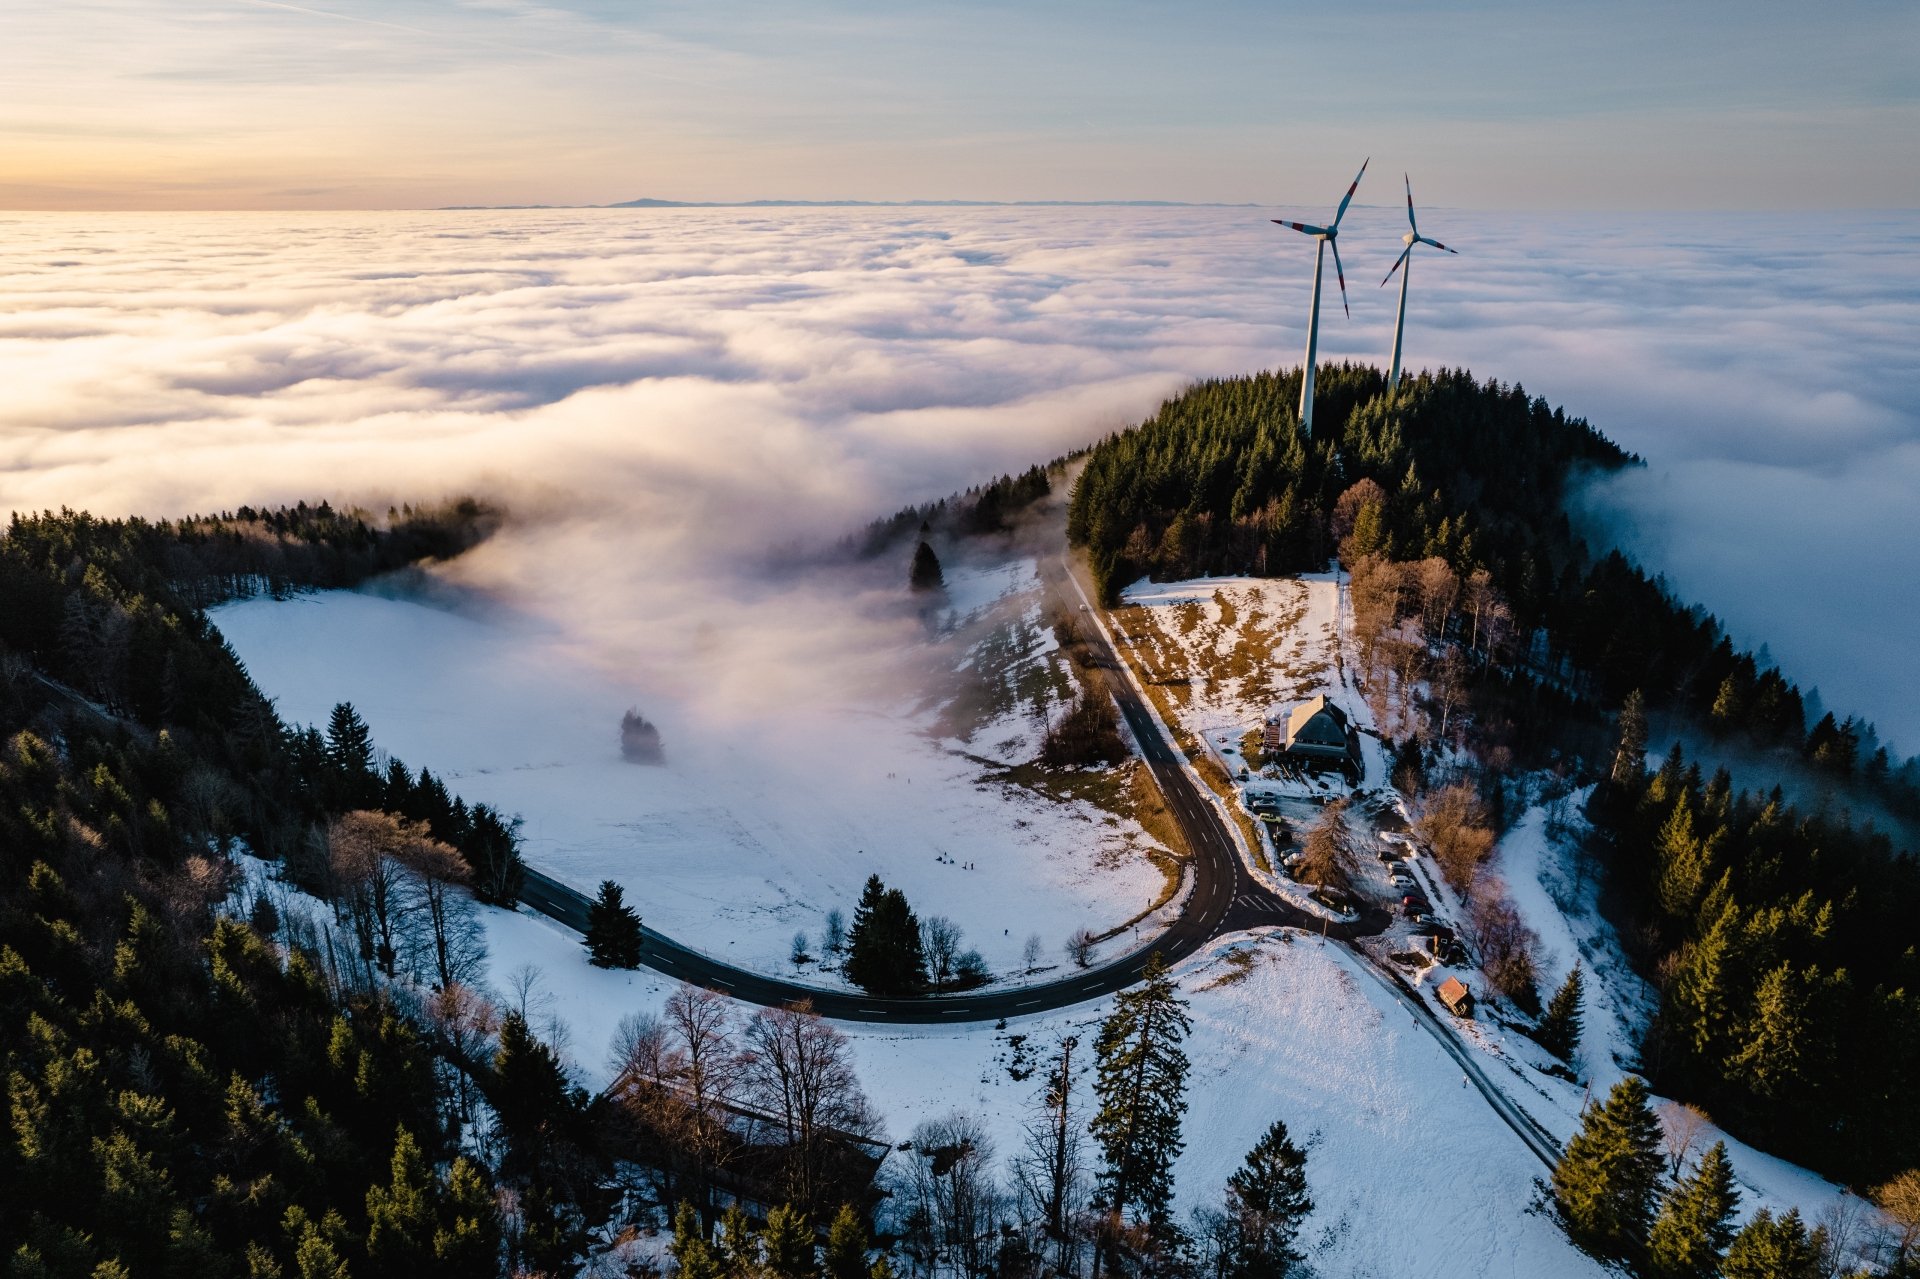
{"left": 465, "top": 893, "right": 1608, "bottom": 1279}
{"left": 215, "top": 585, "right": 1163, "bottom": 981}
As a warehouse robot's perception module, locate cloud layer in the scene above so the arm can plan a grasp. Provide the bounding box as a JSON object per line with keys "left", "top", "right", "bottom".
{"left": 1, "top": 206, "right": 1915, "bottom": 745}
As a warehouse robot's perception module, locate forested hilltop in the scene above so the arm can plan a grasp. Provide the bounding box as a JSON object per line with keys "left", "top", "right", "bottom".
{"left": 1067, "top": 365, "right": 1920, "bottom": 1188}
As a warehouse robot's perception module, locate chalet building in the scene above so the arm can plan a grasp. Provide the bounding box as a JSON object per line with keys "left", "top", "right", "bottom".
{"left": 1263, "top": 694, "right": 1361, "bottom": 772}
{"left": 1437, "top": 976, "right": 1474, "bottom": 1017}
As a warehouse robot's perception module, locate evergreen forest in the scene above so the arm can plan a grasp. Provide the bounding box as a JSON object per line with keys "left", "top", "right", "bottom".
{"left": 1065, "top": 364, "right": 1920, "bottom": 1189}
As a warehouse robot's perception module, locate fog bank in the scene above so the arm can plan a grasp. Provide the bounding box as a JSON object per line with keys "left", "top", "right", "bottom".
{"left": 1, "top": 206, "right": 1914, "bottom": 742}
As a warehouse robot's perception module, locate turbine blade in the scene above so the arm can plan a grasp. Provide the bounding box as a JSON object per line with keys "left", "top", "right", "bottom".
{"left": 1381, "top": 244, "right": 1411, "bottom": 287}
{"left": 1329, "top": 238, "right": 1351, "bottom": 316}
{"left": 1272, "top": 219, "right": 1329, "bottom": 236}
{"left": 1332, "top": 157, "right": 1369, "bottom": 228}
{"left": 1418, "top": 235, "right": 1458, "bottom": 253}
{"left": 1405, "top": 173, "right": 1418, "bottom": 234}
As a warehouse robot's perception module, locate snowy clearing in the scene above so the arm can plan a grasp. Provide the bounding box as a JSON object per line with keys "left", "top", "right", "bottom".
{"left": 215, "top": 576, "right": 1166, "bottom": 984}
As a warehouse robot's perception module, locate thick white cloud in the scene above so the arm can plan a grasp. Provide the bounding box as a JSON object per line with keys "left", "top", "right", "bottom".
{"left": 0, "top": 206, "right": 1914, "bottom": 746}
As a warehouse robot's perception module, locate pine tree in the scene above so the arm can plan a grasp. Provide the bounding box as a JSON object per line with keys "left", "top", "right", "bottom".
{"left": 1726, "top": 963, "right": 1809, "bottom": 1102}
{"left": 1536, "top": 964, "right": 1585, "bottom": 1063}
{"left": 326, "top": 701, "right": 378, "bottom": 806}
{"left": 365, "top": 1125, "right": 436, "bottom": 1269}
{"left": 1612, "top": 689, "right": 1649, "bottom": 785}
{"left": 1721, "top": 1208, "right": 1824, "bottom": 1279}
{"left": 584, "top": 879, "right": 643, "bottom": 969}
{"left": 434, "top": 1156, "right": 502, "bottom": 1271}
{"left": 464, "top": 803, "right": 525, "bottom": 906}
{"left": 1655, "top": 803, "right": 1714, "bottom": 922}
{"left": 763, "top": 1204, "right": 819, "bottom": 1278}
{"left": 1343, "top": 499, "right": 1388, "bottom": 562}
{"left": 287, "top": 1207, "right": 354, "bottom": 1279}
{"left": 843, "top": 875, "right": 928, "bottom": 997}
{"left": 1090, "top": 952, "right": 1192, "bottom": 1244}
{"left": 670, "top": 1200, "right": 723, "bottom": 1279}
{"left": 1646, "top": 1141, "right": 1739, "bottom": 1279}
{"left": 1551, "top": 1075, "right": 1666, "bottom": 1258}
{"left": 1221, "top": 1118, "right": 1313, "bottom": 1278}
{"left": 718, "top": 1203, "right": 760, "bottom": 1274}
{"left": 823, "top": 1204, "right": 870, "bottom": 1279}
{"left": 491, "top": 1012, "right": 580, "bottom": 1165}
{"left": 910, "top": 541, "right": 944, "bottom": 592}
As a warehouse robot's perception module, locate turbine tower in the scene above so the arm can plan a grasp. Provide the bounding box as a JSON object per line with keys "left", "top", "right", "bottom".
{"left": 1272, "top": 157, "right": 1368, "bottom": 437}
{"left": 1381, "top": 174, "right": 1456, "bottom": 396}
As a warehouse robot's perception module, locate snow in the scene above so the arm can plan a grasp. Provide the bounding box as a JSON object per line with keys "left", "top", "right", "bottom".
{"left": 214, "top": 582, "right": 1166, "bottom": 985}
{"left": 215, "top": 574, "right": 1866, "bottom": 1274}
{"left": 514, "top": 909, "right": 1607, "bottom": 1278}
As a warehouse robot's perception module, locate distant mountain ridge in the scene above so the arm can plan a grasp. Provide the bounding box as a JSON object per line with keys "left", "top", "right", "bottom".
{"left": 440, "top": 196, "right": 1265, "bottom": 210}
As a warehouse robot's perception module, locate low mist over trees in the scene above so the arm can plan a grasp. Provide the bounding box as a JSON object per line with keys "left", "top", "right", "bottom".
{"left": 622, "top": 707, "right": 666, "bottom": 764}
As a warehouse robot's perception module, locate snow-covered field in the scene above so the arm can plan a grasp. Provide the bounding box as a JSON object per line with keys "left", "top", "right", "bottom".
{"left": 215, "top": 570, "right": 1165, "bottom": 984}
{"left": 463, "top": 892, "right": 1604, "bottom": 1278}
{"left": 221, "top": 567, "right": 1864, "bottom": 1274}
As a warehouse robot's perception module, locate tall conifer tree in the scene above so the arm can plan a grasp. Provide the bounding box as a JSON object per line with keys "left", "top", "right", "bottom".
{"left": 1551, "top": 1075, "right": 1666, "bottom": 1258}
{"left": 1220, "top": 1118, "right": 1313, "bottom": 1277}
{"left": 1089, "top": 953, "right": 1192, "bottom": 1247}
{"left": 1536, "top": 964, "right": 1586, "bottom": 1063}
{"left": 1646, "top": 1141, "right": 1739, "bottom": 1279}
{"left": 585, "top": 880, "right": 643, "bottom": 969}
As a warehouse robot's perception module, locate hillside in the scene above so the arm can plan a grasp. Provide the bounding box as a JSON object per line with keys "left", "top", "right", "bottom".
{"left": 1066, "top": 366, "right": 1920, "bottom": 1186}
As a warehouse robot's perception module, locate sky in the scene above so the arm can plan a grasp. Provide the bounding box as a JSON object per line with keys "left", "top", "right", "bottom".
{"left": 3, "top": 0, "right": 1917, "bottom": 210}
{"left": 2, "top": 206, "right": 1916, "bottom": 753}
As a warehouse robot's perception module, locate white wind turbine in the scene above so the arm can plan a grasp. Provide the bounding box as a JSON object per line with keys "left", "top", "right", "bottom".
{"left": 1272, "top": 157, "right": 1368, "bottom": 437}
{"left": 1380, "top": 173, "right": 1456, "bottom": 396}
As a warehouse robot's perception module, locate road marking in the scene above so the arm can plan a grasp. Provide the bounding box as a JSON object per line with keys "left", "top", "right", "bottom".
{"left": 1016, "top": 999, "right": 1042, "bottom": 1008}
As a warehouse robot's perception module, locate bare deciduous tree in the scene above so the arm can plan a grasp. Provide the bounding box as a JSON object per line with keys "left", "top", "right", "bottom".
{"left": 1065, "top": 928, "right": 1097, "bottom": 970}
{"left": 1414, "top": 784, "right": 1496, "bottom": 892}
{"left": 398, "top": 830, "right": 485, "bottom": 991}
{"left": 1873, "top": 1168, "right": 1920, "bottom": 1272}
{"left": 743, "top": 1000, "right": 872, "bottom": 1216}
{"left": 424, "top": 982, "right": 500, "bottom": 1144}
{"left": 905, "top": 1111, "right": 1001, "bottom": 1279}
{"left": 1022, "top": 932, "right": 1045, "bottom": 973}
{"left": 1817, "top": 1188, "right": 1871, "bottom": 1279}
{"left": 1469, "top": 878, "right": 1539, "bottom": 1004}
{"left": 660, "top": 985, "right": 747, "bottom": 1226}
{"left": 1431, "top": 646, "right": 1470, "bottom": 744}
{"left": 922, "top": 915, "right": 962, "bottom": 991}
{"left": 1014, "top": 1036, "right": 1085, "bottom": 1276}
{"left": 328, "top": 810, "right": 417, "bottom": 980}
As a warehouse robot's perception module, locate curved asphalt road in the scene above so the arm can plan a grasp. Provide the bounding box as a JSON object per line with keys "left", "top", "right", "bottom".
{"left": 515, "top": 555, "right": 1382, "bottom": 1025}
{"left": 517, "top": 554, "right": 1562, "bottom": 1166}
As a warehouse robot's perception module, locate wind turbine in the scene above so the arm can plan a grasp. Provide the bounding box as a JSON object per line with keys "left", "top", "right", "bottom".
{"left": 1272, "top": 157, "right": 1368, "bottom": 437}
{"left": 1380, "top": 174, "right": 1456, "bottom": 396}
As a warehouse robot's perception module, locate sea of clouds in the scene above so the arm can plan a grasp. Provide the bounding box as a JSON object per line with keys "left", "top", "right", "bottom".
{"left": 0, "top": 205, "right": 1915, "bottom": 747}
